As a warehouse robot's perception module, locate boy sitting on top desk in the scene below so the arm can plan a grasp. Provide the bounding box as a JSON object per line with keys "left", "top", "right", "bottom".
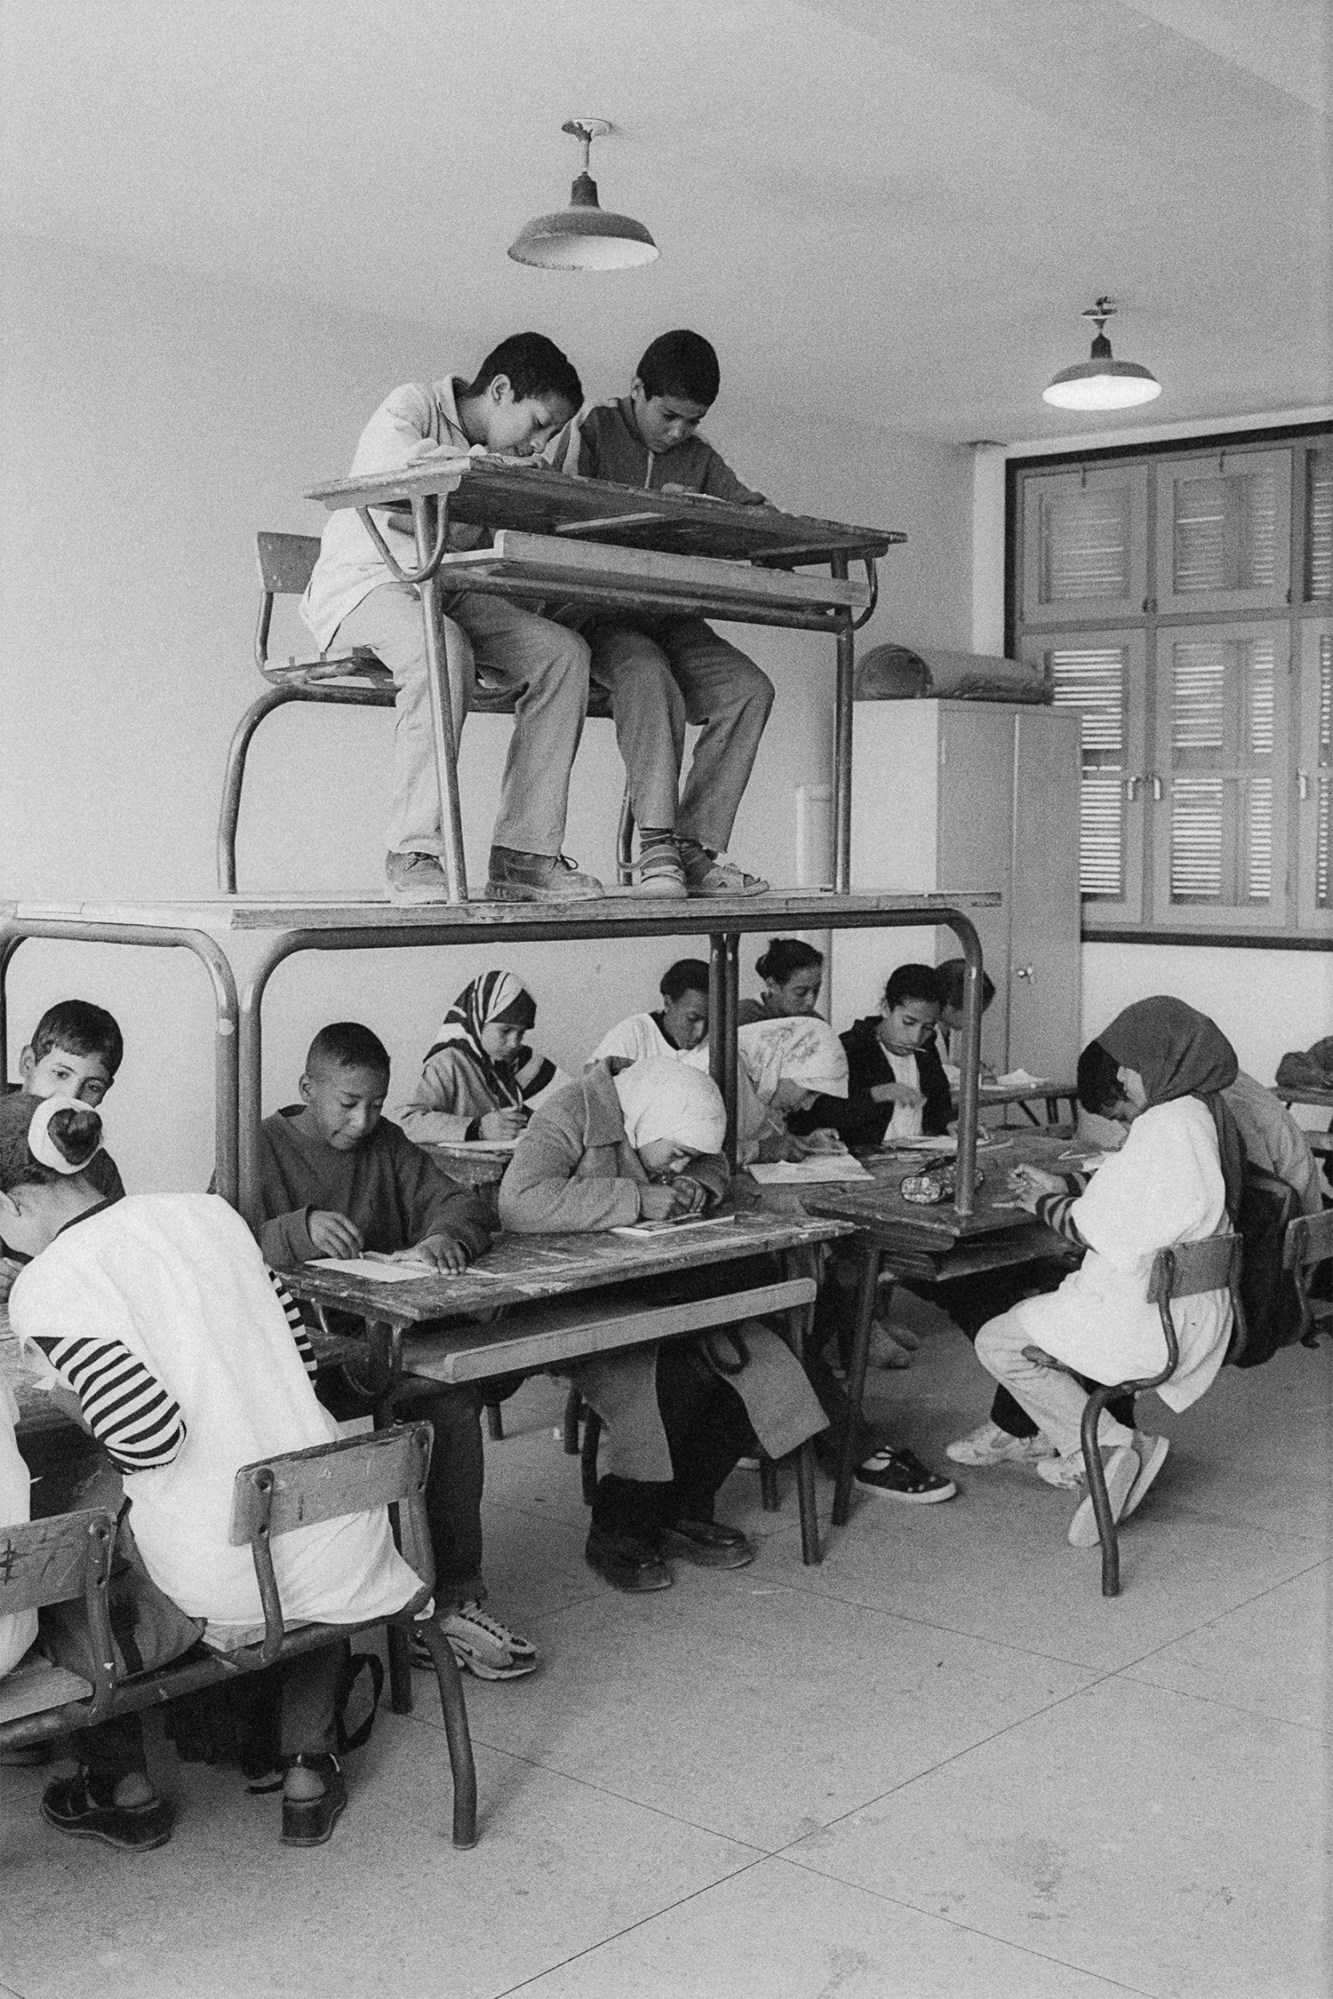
{"left": 254, "top": 1021, "right": 537, "bottom": 1683}
{"left": 551, "top": 330, "right": 773, "bottom": 901}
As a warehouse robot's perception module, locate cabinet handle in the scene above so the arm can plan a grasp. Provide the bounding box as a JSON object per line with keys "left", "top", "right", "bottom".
{"left": 1148, "top": 774, "right": 1164, "bottom": 801}
{"left": 1015, "top": 965, "right": 1035, "bottom": 982}
{"left": 1298, "top": 770, "right": 1311, "bottom": 801}
{"left": 1125, "top": 775, "right": 1143, "bottom": 800}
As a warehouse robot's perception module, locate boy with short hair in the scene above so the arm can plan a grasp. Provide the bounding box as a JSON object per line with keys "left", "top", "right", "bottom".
{"left": 304, "top": 333, "right": 603, "bottom": 907}
{"left": 590, "top": 958, "right": 713, "bottom": 1065}
{"left": 1, "top": 1001, "right": 125, "bottom": 1292}
{"left": 553, "top": 330, "right": 773, "bottom": 900}
{"left": 255, "top": 1022, "right": 537, "bottom": 1680}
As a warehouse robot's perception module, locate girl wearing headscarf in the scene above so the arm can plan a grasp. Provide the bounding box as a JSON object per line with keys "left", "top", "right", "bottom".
{"left": 397, "top": 970, "right": 569, "bottom": 1146}
{"left": 499, "top": 1059, "right": 827, "bottom": 1592}
{"left": 974, "top": 997, "right": 1239, "bottom": 1547}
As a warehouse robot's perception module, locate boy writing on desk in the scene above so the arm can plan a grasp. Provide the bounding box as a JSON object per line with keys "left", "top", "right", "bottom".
{"left": 304, "top": 332, "right": 603, "bottom": 906}
{"left": 552, "top": 330, "right": 773, "bottom": 899}
{"left": 254, "top": 1022, "right": 537, "bottom": 1682}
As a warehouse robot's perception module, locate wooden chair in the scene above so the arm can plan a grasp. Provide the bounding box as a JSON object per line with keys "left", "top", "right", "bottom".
{"left": 217, "top": 531, "right": 634, "bottom": 894}
{"left": 0, "top": 1422, "right": 479, "bottom": 1849}
{"left": 1080, "top": 1234, "right": 1244, "bottom": 1599}
{"left": 1283, "top": 1207, "right": 1333, "bottom": 1349}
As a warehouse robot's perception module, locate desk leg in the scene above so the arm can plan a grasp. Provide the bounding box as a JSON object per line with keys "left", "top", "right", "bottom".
{"left": 833, "top": 1241, "right": 882, "bottom": 1528}
{"left": 411, "top": 493, "right": 468, "bottom": 904}
{"left": 364, "top": 1320, "right": 414, "bottom": 1717}
{"left": 785, "top": 1246, "right": 822, "bottom": 1565}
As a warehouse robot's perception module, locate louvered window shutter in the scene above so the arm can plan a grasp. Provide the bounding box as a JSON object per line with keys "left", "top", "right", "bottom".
{"left": 1305, "top": 448, "right": 1333, "bottom": 602}
{"left": 1021, "top": 468, "right": 1147, "bottom": 623}
{"left": 1158, "top": 626, "right": 1289, "bottom": 919}
{"left": 1316, "top": 631, "right": 1331, "bottom": 912}
{"left": 1155, "top": 451, "right": 1291, "bottom": 614}
{"left": 1038, "top": 640, "right": 1143, "bottom": 909}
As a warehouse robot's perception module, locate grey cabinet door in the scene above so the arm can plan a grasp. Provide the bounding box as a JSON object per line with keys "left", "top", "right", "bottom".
{"left": 935, "top": 705, "right": 1017, "bottom": 1074}
{"left": 1005, "top": 709, "right": 1082, "bottom": 1077}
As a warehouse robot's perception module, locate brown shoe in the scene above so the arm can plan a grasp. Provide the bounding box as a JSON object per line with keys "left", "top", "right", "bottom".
{"left": 485, "top": 847, "right": 604, "bottom": 902}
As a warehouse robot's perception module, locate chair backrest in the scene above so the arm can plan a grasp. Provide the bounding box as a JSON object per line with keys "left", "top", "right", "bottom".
{"left": 1147, "top": 1232, "right": 1242, "bottom": 1304}
{"left": 256, "top": 531, "right": 322, "bottom": 598}
{"left": 0, "top": 1509, "right": 115, "bottom": 1618}
{"left": 1282, "top": 1206, "right": 1333, "bottom": 1275}
{"left": 228, "top": 1422, "right": 432, "bottom": 1545}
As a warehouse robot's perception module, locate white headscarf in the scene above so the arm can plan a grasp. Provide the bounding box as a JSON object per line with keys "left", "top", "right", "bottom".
{"left": 612, "top": 1059, "right": 727, "bottom": 1156}
{"left": 737, "top": 1017, "right": 847, "bottom": 1105}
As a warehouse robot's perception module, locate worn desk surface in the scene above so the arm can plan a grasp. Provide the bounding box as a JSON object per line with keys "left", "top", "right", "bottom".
{"left": 306, "top": 454, "right": 901, "bottom": 568}
{"left": 798, "top": 1131, "right": 1085, "bottom": 1253}
{"left": 1276, "top": 1085, "right": 1333, "bottom": 1112}
{"left": 277, "top": 1212, "right": 853, "bottom": 1330}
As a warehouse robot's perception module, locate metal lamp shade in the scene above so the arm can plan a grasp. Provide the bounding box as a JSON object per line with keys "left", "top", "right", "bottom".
{"left": 508, "top": 171, "right": 659, "bottom": 270}
{"left": 1043, "top": 327, "right": 1161, "bottom": 410}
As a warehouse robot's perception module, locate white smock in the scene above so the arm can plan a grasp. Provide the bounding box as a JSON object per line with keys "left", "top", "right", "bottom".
{"left": 1007, "top": 1097, "right": 1231, "bottom": 1405}
{"left": 0, "top": 1376, "right": 37, "bottom": 1677}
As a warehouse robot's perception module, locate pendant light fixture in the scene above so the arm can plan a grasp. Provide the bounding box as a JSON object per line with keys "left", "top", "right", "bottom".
{"left": 508, "top": 118, "right": 659, "bottom": 271}
{"left": 1043, "top": 297, "right": 1162, "bottom": 411}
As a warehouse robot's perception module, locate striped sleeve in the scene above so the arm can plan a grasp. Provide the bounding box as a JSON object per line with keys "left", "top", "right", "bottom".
{"left": 30, "top": 1333, "right": 185, "bottom": 1472}
{"left": 1035, "top": 1190, "right": 1087, "bottom": 1246}
{"left": 267, "top": 1268, "right": 318, "bottom": 1381}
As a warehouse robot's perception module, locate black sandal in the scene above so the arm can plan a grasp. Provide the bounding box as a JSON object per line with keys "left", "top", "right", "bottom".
{"left": 280, "top": 1752, "right": 348, "bottom": 1847}
{"left": 41, "top": 1768, "right": 173, "bottom": 1851}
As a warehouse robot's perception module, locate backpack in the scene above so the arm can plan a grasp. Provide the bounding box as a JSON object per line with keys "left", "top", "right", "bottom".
{"left": 1229, "top": 1167, "right": 1302, "bottom": 1368}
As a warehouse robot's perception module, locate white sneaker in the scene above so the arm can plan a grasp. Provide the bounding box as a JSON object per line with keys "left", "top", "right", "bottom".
{"left": 946, "top": 1420, "right": 1057, "bottom": 1467}
{"left": 1122, "top": 1433, "right": 1170, "bottom": 1519}
{"left": 1036, "top": 1450, "right": 1088, "bottom": 1490}
{"left": 432, "top": 1602, "right": 538, "bottom": 1681}
{"left": 1067, "top": 1445, "right": 1139, "bottom": 1548}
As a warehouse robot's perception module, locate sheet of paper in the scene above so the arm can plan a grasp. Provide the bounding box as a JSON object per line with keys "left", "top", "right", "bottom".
{"left": 429, "top": 1137, "right": 520, "bottom": 1153}
{"left": 610, "top": 1215, "right": 737, "bottom": 1237}
{"left": 992, "top": 1069, "right": 1052, "bottom": 1089}
{"left": 308, "top": 1256, "right": 440, "bottom": 1283}
{"left": 747, "top": 1157, "right": 874, "bottom": 1184}
{"left": 884, "top": 1134, "right": 958, "bottom": 1155}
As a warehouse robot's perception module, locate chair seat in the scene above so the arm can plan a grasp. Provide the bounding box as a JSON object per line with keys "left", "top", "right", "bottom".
{"left": 262, "top": 649, "right": 392, "bottom": 689}
{"left": 0, "top": 1651, "right": 94, "bottom": 1725}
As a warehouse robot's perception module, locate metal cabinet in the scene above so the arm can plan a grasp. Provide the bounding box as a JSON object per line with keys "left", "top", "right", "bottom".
{"left": 831, "top": 699, "right": 1082, "bottom": 1077}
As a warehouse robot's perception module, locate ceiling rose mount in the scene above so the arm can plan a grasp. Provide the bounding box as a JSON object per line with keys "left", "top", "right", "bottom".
{"left": 508, "top": 117, "right": 660, "bottom": 272}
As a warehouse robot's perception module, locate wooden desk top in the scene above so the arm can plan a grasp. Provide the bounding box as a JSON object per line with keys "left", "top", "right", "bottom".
{"left": 1276, "top": 1085, "right": 1333, "bottom": 1111}
{"left": 798, "top": 1131, "right": 1084, "bottom": 1248}
{"left": 277, "top": 1211, "right": 852, "bottom": 1328}
{"left": 974, "top": 1080, "right": 1078, "bottom": 1109}
{"left": 305, "top": 455, "right": 901, "bottom": 568}
{"left": 0, "top": 889, "right": 999, "bottom": 943}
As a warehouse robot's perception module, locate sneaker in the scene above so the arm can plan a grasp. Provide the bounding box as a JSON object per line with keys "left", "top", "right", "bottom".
{"left": 1122, "top": 1433, "right": 1170, "bottom": 1520}
{"left": 1036, "top": 1450, "right": 1087, "bottom": 1490}
{"left": 660, "top": 1519, "right": 755, "bottom": 1570}
{"left": 424, "top": 1602, "right": 538, "bottom": 1681}
{"left": 628, "top": 838, "right": 688, "bottom": 899}
{"left": 585, "top": 1524, "right": 673, "bottom": 1592}
{"left": 1067, "top": 1444, "right": 1139, "bottom": 1548}
{"left": 485, "top": 846, "right": 603, "bottom": 902}
{"left": 41, "top": 1769, "right": 173, "bottom": 1852}
{"left": 385, "top": 849, "right": 453, "bottom": 905}
{"left": 946, "top": 1420, "right": 1057, "bottom": 1468}
{"left": 280, "top": 1752, "right": 348, "bottom": 1847}
{"left": 854, "top": 1446, "right": 957, "bottom": 1503}
{"left": 678, "top": 843, "right": 769, "bottom": 897}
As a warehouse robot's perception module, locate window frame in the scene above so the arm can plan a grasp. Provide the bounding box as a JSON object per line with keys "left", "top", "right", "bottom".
{"left": 1007, "top": 421, "right": 1333, "bottom": 949}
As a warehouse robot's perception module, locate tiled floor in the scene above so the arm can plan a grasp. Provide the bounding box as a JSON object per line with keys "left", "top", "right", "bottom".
{"left": 3, "top": 1305, "right": 1329, "bottom": 1998}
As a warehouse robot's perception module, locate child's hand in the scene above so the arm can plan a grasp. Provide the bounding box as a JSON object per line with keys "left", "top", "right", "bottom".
{"left": 479, "top": 1108, "right": 526, "bottom": 1142}
{"left": 409, "top": 1235, "right": 472, "bottom": 1274}
{"left": 0, "top": 1255, "right": 23, "bottom": 1304}
{"left": 639, "top": 1184, "right": 683, "bottom": 1222}
{"left": 1006, "top": 1164, "right": 1066, "bottom": 1213}
{"left": 666, "top": 1174, "right": 709, "bottom": 1216}
{"left": 792, "top": 1127, "right": 846, "bottom": 1157}
{"left": 870, "top": 1081, "right": 925, "bottom": 1107}
{"left": 308, "top": 1211, "right": 364, "bottom": 1258}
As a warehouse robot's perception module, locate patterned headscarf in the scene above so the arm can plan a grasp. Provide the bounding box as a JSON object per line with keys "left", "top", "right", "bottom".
{"left": 1098, "top": 997, "right": 1245, "bottom": 1216}
{"left": 613, "top": 1059, "right": 728, "bottom": 1156}
{"left": 737, "top": 1016, "right": 848, "bottom": 1105}
{"left": 426, "top": 971, "right": 539, "bottom": 1110}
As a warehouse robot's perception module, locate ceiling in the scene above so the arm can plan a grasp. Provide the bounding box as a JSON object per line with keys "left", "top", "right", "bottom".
{"left": 2, "top": 0, "right": 1329, "bottom": 443}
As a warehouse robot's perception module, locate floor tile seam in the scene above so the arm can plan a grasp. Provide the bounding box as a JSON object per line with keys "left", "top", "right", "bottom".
{"left": 764, "top": 1854, "right": 1161, "bottom": 1998}
{"left": 489, "top": 1851, "right": 778, "bottom": 1998}
{"left": 1108, "top": 1669, "right": 1332, "bottom": 1738}
{"left": 1089, "top": 1553, "right": 1331, "bottom": 1676}
{"left": 753, "top": 1570, "right": 1110, "bottom": 1672}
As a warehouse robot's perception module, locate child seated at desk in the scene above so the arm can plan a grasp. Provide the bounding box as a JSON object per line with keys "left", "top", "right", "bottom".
{"left": 303, "top": 332, "right": 603, "bottom": 907}
{"left": 1, "top": 1090, "right": 426, "bottom": 1850}
{"left": 552, "top": 330, "right": 771, "bottom": 900}
{"left": 791, "top": 964, "right": 952, "bottom": 1149}
{"left": 974, "top": 999, "right": 1239, "bottom": 1546}
{"left": 737, "top": 937, "right": 824, "bottom": 1026}
{"left": 590, "top": 958, "right": 713, "bottom": 1065}
{"left": 498, "top": 1059, "right": 826, "bottom": 1592}
{"left": 735, "top": 1014, "right": 848, "bottom": 1163}
{"left": 932, "top": 958, "right": 998, "bottom": 1086}
{"left": 1, "top": 1001, "right": 126, "bottom": 1300}
{"left": 255, "top": 1023, "right": 535, "bottom": 1683}
{"left": 396, "top": 971, "right": 568, "bottom": 1148}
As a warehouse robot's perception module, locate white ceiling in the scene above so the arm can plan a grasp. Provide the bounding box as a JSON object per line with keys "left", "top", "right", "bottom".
{"left": 2, "top": 0, "right": 1329, "bottom": 442}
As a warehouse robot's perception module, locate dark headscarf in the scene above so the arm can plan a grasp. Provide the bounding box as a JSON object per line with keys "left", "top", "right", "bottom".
{"left": 1098, "top": 997, "right": 1245, "bottom": 1217}
{"left": 425, "top": 971, "right": 538, "bottom": 1110}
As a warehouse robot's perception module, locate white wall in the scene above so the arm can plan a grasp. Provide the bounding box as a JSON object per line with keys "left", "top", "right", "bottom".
{"left": 0, "top": 231, "right": 974, "bottom": 1190}
{"left": 972, "top": 414, "right": 1333, "bottom": 1086}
